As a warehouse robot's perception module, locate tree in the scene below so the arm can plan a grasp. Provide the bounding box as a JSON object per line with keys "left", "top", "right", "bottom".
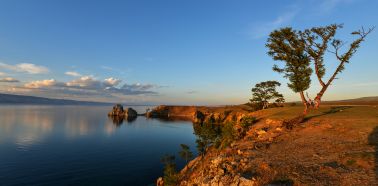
{"left": 179, "top": 144, "right": 193, "bottom": 164}
{"left": 300, "top": 24, "right": 374, "bottom": 108}
{"left": 195, "top": 139, "right": 206, "bottom": 158}
{"left": 193, "top": 123, "right": 221, "bottom": 157}
{"left": 266, "top": 24, "right": 373, "bottom": 114}
{"left": 160, "top": 154, "right": 178, "bottom": 186}
{"left": 250, "top": 80, "right": 285, "bottom": 109}
{"left": 266, "top": 28, "right": 312, "bottom": 114}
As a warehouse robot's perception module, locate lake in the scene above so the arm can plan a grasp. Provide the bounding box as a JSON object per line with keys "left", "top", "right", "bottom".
{"left": 0, "top": 106, "right": 197, "bottom": 186}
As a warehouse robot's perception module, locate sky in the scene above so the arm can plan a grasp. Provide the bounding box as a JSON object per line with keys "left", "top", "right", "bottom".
{"left": 0, "top": 0, "right": 377, "bottom": 105}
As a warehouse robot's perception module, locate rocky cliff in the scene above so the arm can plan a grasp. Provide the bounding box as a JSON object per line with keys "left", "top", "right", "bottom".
{"left": 157, "top": 106, "right": 378, "bottom": 185}
{"left": 146, "top": 105, "right": 252, "bottom": 125}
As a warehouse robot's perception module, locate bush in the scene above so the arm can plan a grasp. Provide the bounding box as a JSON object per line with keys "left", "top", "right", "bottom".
{"left": 161, "top": 155, "right": 178, "bottom": 186}
{"left": 240, "top": 116, "right": 258, "bottom": 129}
{"left": 219, "top": 122, "right": 236, "bottom": 149}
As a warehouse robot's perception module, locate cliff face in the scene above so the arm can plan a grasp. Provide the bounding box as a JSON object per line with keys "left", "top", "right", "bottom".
{"left": 177, "top": 118, "right": 285, "bottom": 186}
{"left": 146, "top": 105, "right": 252, "bottom": 124}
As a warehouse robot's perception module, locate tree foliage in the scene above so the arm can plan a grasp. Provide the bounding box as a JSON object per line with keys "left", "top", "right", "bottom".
{"left": 266, "top": 28, "right": 312, "bottom": 93}
{"left": 266, "top": 24, "right": 373, "bottom": 114}
{"left": 250, "top": 80, "right": 285, "bottom": 109}
{"left": 194, "top": 123, "right": 221, "bottom": 156}
{"left": 161, "top": 154, "right": 178, "bottom": 186}
{"left": 179, "top": 144, "right": 193, "bottom": 163}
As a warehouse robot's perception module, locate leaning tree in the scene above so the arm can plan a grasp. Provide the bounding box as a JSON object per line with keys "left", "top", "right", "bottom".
{"left": 266, "top": 28, "right": 312, "bottom": 113}
{"left": 250, "top": 80, "right": 285, "bottom": 109}
{"left": 266, "top": 24, "right": 373, "bottom": 114}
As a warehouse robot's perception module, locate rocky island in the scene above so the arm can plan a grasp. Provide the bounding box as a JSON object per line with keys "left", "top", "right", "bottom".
{"left": 108, "top": 104, "right": 138, "bottom": 123}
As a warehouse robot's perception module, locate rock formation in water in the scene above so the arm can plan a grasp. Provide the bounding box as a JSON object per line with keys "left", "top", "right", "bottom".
{"left": 108, "top": 104, "right": 138, "bottom": 122}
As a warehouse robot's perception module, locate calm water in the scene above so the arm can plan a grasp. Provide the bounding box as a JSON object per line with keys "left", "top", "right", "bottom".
{"left": 0, "top": 106, "right": 197, "bottom": 186}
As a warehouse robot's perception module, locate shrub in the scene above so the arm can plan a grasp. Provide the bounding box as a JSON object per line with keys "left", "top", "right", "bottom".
{"left": 161, "top": 155, "right": 178, "bottom": 186}
{"left": 219, "top": 122, "right": 236, "bottom": 148}
{"left": 240, "top": 116, "right": 258, "bottom": 129}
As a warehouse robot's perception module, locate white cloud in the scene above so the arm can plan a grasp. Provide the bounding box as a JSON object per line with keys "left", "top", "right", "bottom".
{"left": 104, "top": 77, "right": 121, "bottom": 87}
{"left": 25, "top": 79, "right": 56, "bottom": 88}
{"left": 121, "top": 83, "right": 157, "bottom": 91}
{"left": 0, "top": 77, "right": 19, "bottom": 83}
{"left": 0, "top": 72, "right": 6, "bottom": 76}
{"left": 249, "top": 10, "right": 297, "bottom": 39}
{"left": 10, "top": 75, "right": 160, "bottom": 98}
{"left": 65, "top": 71, "right": 82, "bottom": 77}
{"left": 66, "top": 76, "right": 101, "bottom": 88}
{"left": 0, "top": 62, "right": 49, "bottom": 74}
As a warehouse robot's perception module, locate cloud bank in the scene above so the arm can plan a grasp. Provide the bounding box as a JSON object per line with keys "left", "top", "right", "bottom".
{"left": 0, "top": 62, "right": 49, "bottom": 74}
{"left": 15, "top": 76, "right": 159, "bottom": 98}
{"left": 0, "top": 77, "right": 20, "bottom": 83}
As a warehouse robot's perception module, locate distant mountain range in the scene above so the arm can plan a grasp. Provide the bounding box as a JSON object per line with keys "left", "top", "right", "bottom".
{"left": 323, "top": 96, "right": 378, "bottom": 105}
{"left": 337, "top": 96, "right": 378, "bottom": 102}
{"left": 0, "top": 93, "right": 113, "bottom": 105}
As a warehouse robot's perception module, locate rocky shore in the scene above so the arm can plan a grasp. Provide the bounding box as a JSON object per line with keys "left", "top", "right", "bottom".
{"left": 153, "top": 105, "right": 378, "bottom": 186}
{"left": 145, "top": 105, "right": 252, "bottom": 125}
{"left": 106, "top": 104, "right": 377, "bottom": 185}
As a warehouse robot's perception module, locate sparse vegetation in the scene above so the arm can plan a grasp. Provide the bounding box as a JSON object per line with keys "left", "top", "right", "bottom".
{"left": 193, "top": 123, "right": 221, "bottom": 156}
{"left": 240, "top": 116, "right": 258, "bottom": 129}
{"left": 219, "top": 122, "right": 237, "bottom": 148}
{"left": 193, "top": 118, "right": 257, "bottom": 152}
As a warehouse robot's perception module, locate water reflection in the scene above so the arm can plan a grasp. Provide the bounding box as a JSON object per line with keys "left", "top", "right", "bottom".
{"left": 0, "top": 106, "right": 114, "bottom": 144}
{"left": 109, "top": 116, "right": 125, "bottom": 126}
{"left": 0, "top": 105, "right": 197, "bottom": 186}
{"left": 108, "top": 115, "right": 137, "bottom": 126}
{"left": 0, "top": 106, "right": 54, "bottom": 150}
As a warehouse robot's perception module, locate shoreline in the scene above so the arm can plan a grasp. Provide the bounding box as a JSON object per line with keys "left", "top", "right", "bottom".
{"left": 151, "top": 104, "right": 378, "bottom": 185}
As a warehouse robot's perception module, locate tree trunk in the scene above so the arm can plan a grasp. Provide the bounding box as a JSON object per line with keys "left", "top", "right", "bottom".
{"left": 314, "top": 58, "right": 346, "bottom": 109}
{"left": 314, "top": 64, "right": 340, "bottom": 109}
{"left": 314, "top": 85, "right": 328, "bottom": 109}
{"left": 263, "top": 101, "right": 269, "bottom": 109}
{"left": 299, "top": 91, "right": 309, "bottom": 115}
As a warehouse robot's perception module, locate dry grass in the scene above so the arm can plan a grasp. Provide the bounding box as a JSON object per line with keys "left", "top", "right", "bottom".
{"left": 180, "top": 105, "right": 378, "bottom": 185}
{"left": 243, "top": 105, "right": 378, "bottom": 185}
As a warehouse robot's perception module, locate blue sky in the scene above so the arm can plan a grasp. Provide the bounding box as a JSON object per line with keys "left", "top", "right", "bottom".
{"left": 0, "top": 0, "right": 377, "bottom": 105}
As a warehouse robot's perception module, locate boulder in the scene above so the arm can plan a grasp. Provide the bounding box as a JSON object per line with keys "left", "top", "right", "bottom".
{"left": 125, "top": 107, "right": 137, "bottom": 119}
{"left": 156, "top": 177, "right": 164, "bottom": 186}
{"left": 108, "top": 104, "right": 125, "bottom": 117}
